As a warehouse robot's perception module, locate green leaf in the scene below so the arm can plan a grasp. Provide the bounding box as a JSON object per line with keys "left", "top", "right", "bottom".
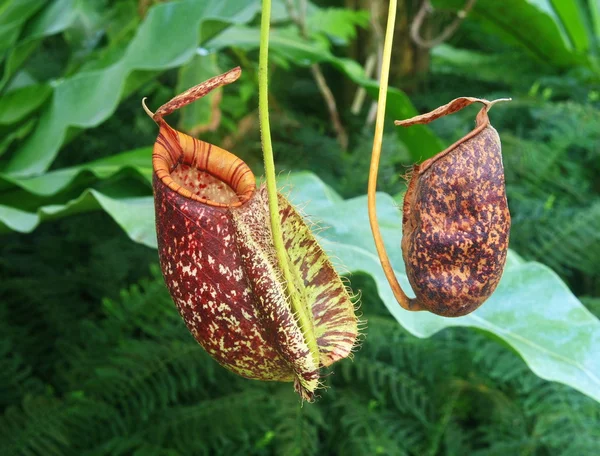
{"left": 0, "top": 118, "right": 35, "bottom": 157}
{"left": 22, "top": 0, "right": 82, "bottom": 39}
{"left": 0, "top": 203, "right": 37, "bottom": 232}
{"left": 0, "top": 148, "right": 151, "bottom": 197}
{"left": 0, "top": 0, "right": 46, "bottom": 61}
{"left": 90, "top": 190, "right": 156, "bottom": 247}
{"left": 590, "top": 0, "right": 600, "bottom": 39}
{"left": 307, "top": 7, "right": 369, "bottom": 44}
{"left": 550, "top": 0, "right": 591, "bottom": 52}
{"left": 0, "top": 83, "right": 51, "bottom": 125}
{"left": 431, "top": 0, "right": 588, "bottom": 68}
{"left": 0, "top": 187, "right": 155, "bottom": 247}
{"left": 3, "top": 0, "right": 260, "bottom": 177}
{"left": 0, "top": 0, "right": 82, "bottom": 91}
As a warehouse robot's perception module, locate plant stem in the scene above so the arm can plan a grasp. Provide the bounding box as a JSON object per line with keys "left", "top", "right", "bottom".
{"left": 258, "top": 0, "right": 319, "bottom": 364}
{"left": 367, "top": 0, "right": 421, "bottom": 311}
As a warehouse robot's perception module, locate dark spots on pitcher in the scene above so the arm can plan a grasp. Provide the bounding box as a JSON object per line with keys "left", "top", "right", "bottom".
{"left": 401, "top": 125, "right": 511, "bottom": 317}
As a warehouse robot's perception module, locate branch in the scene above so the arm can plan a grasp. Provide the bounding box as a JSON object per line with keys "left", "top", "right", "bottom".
{"left": 411, "top": 0, "right": 477, "bottom": 49}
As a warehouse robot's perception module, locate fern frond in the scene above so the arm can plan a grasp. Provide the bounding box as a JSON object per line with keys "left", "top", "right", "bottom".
{"left": 467, "top": 333, "right": 530, "bottom": 385}
{"left": 144, "top": 390, "right": 272, "bottom": 455}
{"left": 0, "top": 333, "right": 45, "bottom": 408}
{"left": 329, "top": 390, "right": 423, "bottom": 456}
{"left": 0, "top": 396, "right": 121, "bottom": 456}
{"left": 337, "top": 358, "right": 433, "bottom": 426}
{"left": 88, "top": 265, "right": 185, "bottom": 343}
{"left": 272, "top": 387, "right": 324, "bottom": 456}
{"left": 530, "top": 101, "right": 600, "bottom": 154}
{"left": 526, "top": 200, "right": 600, "bottom": 275}
{"left": 81, "top": 339, "right": 231, "bottom": 425}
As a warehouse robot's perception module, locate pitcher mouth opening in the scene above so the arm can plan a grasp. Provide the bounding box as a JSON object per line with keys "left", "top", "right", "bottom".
{"left": 152, "top": 126, "right": 256, "bottom": 208}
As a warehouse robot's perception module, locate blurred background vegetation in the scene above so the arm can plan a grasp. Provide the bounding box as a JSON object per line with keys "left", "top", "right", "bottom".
{"left": 0, "top": 0, "right": 599, "bottom": 454}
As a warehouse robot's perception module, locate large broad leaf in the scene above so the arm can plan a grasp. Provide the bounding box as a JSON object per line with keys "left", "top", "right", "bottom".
{"left": 0, "top": 83, "right": 52, "bottom": 125}
{"left": 307, "top": 7, "right": 369, "bottom": 45}
{"left": 0, "top": 0, "right": 96, "bottom": 91}
{"left": 431, "top": 0, "right": 589, "bottom": 68}
{"left": 591, "top": 0, "right": 600, "bottom": 39}
{"left": 0, "top": 186, "right": 155, "bottom": 247}
{"left": 3, "top": 0, "right": 260, "bottom": 177}
{"left": 0, "top": 148, "right": 151, "bottom": 198}
{"left": 0, "top": 0, "right": 45, "bottom": 61}
{"left": 549, "top": 0, "right": 592, "bottom": 52}
{"left": 0, "top": 148, "right": 153, "bottom": 233}
{"left": 5, "top": 169, "right": 596, "bottom": 403}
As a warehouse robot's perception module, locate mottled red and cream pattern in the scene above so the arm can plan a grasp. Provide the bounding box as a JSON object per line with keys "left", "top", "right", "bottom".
{"left": 149, "top": 67, "right": 358, "bottom": 399}
{"left": 155, "top": 177, "right": 301, "bottom": 381}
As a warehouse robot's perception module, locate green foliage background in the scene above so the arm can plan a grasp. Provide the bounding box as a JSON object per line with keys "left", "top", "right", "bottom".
{"left": 1, "top": 0, "right": 599, "bottom": 454}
